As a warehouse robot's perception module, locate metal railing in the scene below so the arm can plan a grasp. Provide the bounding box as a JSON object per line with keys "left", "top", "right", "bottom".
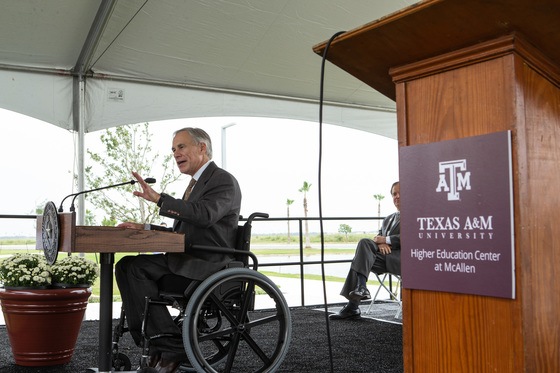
{"left": 245, "top": 216, "right": 384, "bottom": 307}
{"left": 0, "top": 214, "right": 37, "bottom": 220}
{"left": 1, "top": 214, "right": 389, "bottom": 307}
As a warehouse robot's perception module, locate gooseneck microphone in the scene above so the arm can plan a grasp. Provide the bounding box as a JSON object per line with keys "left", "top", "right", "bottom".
{"left": 58, "top": 178, "right": 156, "bottom": 212}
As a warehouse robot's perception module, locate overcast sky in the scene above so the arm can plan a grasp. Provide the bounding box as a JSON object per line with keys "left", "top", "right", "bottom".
{"left": 0, "top": 108, "right": 399, "bottom": 236}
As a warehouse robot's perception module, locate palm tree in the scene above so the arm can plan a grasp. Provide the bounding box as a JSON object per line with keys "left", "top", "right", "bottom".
{"left": 299, "top": 181, "right": 312, "bottom": 248}
{"left": 373, "top": 193, "right": 385, "bottom": 229}
{"left": 286, "top": 198, "right": 294, "bottom": 243}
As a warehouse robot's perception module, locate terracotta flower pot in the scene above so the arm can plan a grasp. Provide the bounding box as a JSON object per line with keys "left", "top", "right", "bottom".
{"left": 0, "top": 287, "right": 91, "bottom": 366}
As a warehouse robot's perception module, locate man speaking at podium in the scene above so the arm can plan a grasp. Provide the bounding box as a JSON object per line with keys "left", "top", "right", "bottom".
{"left": 115, "top": 127, "right": 241, "bottom": 372}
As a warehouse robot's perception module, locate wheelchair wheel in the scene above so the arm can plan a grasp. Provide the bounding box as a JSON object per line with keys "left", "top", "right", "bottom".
{"left": 183, "top": 268, "right": 291, "bottom": 373}
{"left": 112, "top": 352, "right": 132, "bottom": 371}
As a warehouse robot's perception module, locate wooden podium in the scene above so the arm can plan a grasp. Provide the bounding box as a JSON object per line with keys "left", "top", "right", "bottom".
{"left": 314, "top": 1, "right": 559, "bottom": 372}
{"left": 36, "top": 212, "right": 184, "bottom": 372}
{"left": 36, "top": 212, "right": 184, "bottom": 254}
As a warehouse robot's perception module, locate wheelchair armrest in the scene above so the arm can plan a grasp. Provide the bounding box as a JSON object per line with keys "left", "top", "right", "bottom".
{"left": 187, "top": 212, "right": 268, "bottom": 270}
{"left": 245, "top": 212, "right": 269, "bottom": 223}
{"left": 189, "top": 244, "right": 259, "bottom": 270}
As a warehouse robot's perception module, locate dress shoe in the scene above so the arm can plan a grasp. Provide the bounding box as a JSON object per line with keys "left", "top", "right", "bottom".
{"left": 329, "top": 304, "right": 361, "bottom": 320}
{"left": 137, "top": 367, "right": 158, "bottom": 373}
{"left": 349, "top": 285, "right": 371, "bottom": 302}
{"left": 148, "top": 351, "right": 161, "bottom": 368}
{"left": 154, "top": 357, "right": 181, "bottom": 373}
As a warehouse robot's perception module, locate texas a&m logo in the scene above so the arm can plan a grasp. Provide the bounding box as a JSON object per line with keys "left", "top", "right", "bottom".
{"left": 436, "top": 159, "right": 471, "bottom": 201}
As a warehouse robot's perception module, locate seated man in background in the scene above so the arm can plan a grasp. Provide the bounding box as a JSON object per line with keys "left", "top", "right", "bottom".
{"left": 116, "top": 127, "right": 242, "bottom": 372}
{"left": 330, "top": 181, "right": 400, "bottom": 320}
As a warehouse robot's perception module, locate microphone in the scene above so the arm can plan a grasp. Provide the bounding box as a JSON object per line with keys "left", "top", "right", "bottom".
{"left": 58, "top": 178, "right": 156, "bottom": 212}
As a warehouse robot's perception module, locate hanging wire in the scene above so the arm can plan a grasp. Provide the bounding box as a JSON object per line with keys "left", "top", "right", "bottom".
{"left": 318, "top": 30, "right": 346, "bottom": 373}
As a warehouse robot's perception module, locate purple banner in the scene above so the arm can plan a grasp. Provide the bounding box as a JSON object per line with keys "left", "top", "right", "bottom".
{"left": 400, "top": 131, "right": 515, "bottom": 298}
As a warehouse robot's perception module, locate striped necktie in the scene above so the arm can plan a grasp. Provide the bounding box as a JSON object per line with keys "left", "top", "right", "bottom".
{"left": 183, "top": 178, "right": 197, "bottom": 201}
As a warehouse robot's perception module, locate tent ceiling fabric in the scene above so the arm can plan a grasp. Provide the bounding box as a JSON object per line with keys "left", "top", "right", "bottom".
{"left": 0, "top": 0, "right": 417, "bottom": 139}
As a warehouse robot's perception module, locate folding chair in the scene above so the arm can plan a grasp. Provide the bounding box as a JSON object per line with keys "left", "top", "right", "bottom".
{"left": 364, "top": 272, "right": 402, "bottom": 319}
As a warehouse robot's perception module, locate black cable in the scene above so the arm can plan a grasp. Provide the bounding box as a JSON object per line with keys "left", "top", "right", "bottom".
{"left": 318, "top": 30, "right": 346, "bottom": 373}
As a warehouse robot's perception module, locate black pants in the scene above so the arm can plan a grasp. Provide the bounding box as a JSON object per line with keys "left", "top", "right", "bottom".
{"left": 340, "top": 238, "right": 389, "bottom": 300}
{"left": 115, "top": 254, "right": 187, "bottom": 358}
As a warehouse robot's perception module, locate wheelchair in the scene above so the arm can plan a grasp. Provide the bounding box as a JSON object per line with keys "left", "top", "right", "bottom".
{"left": 111, "top": 212, "right": 292, "bottom": 373}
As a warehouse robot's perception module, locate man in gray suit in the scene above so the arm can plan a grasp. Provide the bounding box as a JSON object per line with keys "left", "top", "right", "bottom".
{"left": 115, "top": 127, "right": 241, "bottom": 372}
{"left": 330, "top": 181, "right": 400, "bottom": 320}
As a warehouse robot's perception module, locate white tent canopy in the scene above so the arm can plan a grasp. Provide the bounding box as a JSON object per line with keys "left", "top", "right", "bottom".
{"left": 0, "top": 0, "right": 417, "bottom": 139}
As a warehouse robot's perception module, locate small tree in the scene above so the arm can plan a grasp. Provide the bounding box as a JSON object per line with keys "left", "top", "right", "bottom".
{"left": 85, "top": 123, "right": 181, "bottom": 225}
{"left": 299, "top": 181, "right": 312, "bottom": 248}
{"left": 338, "top": 224, "right": 352, "bottom": 241}
{"left": 286, "top": 198, "right": 294, "bottom": 243}
{"left": 34, "top": 201, "right": 47, "bottom": 216}
{"left": 84, "top": 210, "right": 97, "bottom": 226}
{"left": 373, "top": 193, "right": 385, "bottom": 229}
{"left": 32, "top": 200, "right": 48, "bottom": 232}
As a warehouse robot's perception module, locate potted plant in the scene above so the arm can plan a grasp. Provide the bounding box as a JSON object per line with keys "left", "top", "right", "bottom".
{"left": 51, "top": 255, "right": 99, "bottom": 288}
{"left": 0, "top": 253, "right": 99, "bottom": 367}
{"left": 0, "top": 253, "right": 52, "bottom": 289}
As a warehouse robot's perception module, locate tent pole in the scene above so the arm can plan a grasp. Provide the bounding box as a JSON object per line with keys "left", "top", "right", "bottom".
{"left": 77, "top": 79, "right": 86, "bottom": 226}
{"left": 72, "top": 76, "right": 86, "bottom": 226}
{"left": 221, "top": 122, "right": 236, "bottom": 170}
{"left": 71, "top": 0, "right": 116, "bottom": 227}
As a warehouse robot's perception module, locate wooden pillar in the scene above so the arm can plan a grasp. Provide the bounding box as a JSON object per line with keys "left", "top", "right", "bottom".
{"left": 313, "top": 1, "right": 560, "bottom": 371}
{"left": 393, "top": 33, "right": 560, "bottom": 372}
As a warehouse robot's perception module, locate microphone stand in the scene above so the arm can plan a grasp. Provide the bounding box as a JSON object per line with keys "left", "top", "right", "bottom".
{"left": 58, "top": 178, "right": 156, "bottom": 212}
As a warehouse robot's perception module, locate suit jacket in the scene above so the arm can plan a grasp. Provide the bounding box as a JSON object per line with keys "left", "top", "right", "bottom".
{"left": 379, "top": 211, "right": 401, "bottom": 275}
{"left": 157, "top": 161, "right": 242, "bottom": 280}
